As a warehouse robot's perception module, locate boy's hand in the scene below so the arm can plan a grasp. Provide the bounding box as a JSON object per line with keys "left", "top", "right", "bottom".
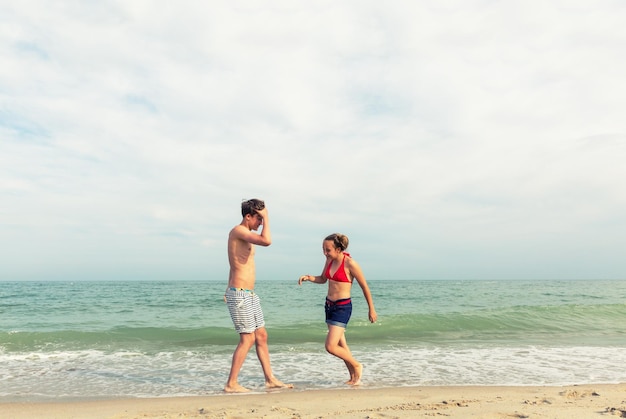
{"left": 257, "top": 207, "right": 268, "bottom": 219}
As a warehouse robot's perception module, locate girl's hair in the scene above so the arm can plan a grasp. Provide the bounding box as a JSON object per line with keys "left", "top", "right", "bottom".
{"left": 241, "top": 199, "right": 265, "bottom": 217}
{"left": 325, "top": 233, "right": 349, "bottom": 251}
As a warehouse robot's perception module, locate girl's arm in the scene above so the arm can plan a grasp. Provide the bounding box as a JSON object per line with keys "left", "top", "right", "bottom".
{"left": 298, "top": 273, "right": 327, "bottom": 285}
{"left": 348, "top": 259, "right": 377, "bottom": 323}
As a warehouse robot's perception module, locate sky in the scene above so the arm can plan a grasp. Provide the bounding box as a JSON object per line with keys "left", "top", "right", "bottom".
{"left": 1, "top": 1, "right": 625, "bottom": 282}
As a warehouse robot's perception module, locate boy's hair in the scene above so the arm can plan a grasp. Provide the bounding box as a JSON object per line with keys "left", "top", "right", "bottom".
{"left": 241, "top": 199, "right": 265, "bottom": 217}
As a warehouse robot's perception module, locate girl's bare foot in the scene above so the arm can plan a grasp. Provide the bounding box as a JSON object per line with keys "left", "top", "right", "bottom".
{"left": 350, "top": 363, "right": 363, "bottom": 386}
{"left": 345, "top": 362, "right": 356, "bottom": 384}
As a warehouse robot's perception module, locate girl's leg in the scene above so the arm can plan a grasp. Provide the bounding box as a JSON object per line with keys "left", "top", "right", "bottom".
{"left": 338, "top": 333, "right": 357, "bottom": 384}
{"left": 325, "top": 325, "right": 362, "bottom": 385}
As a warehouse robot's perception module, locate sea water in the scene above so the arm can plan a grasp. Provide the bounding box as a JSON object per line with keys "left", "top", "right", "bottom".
{"left": 1, "top": 279, "right": 626, "bottom": 401}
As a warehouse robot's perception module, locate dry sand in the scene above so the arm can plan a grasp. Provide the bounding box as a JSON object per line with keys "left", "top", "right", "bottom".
{"left": 2, "top": 384, "right": 626, "bottom": 419}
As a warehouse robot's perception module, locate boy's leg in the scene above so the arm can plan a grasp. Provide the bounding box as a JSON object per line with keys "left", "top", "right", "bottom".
{"left": 224, "top": 290, "right": 258, "bottom": 393}
{"left": 254, "top": 326, "right": 293, "bottom": 389}
{"left": 224, "top": 332, "right": 255, "bottom": 393}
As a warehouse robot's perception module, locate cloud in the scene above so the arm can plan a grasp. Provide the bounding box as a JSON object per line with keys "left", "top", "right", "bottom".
{"left": 1, "top": 1, "right": 625, "bottom": 280}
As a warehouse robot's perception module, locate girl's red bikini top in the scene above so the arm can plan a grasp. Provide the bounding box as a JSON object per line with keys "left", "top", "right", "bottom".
{"left": 325, "top": 253, "right": 352, "bottom": 283}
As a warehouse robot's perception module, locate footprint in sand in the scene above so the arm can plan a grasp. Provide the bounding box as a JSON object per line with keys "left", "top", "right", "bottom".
{"left": 604, "top": 407, "right": 626, "bottom": 418}
{"left": 559, "top": 389, "right": 601, "bottom": 399}
{"left": 270, "top": 405, "right": 301, "bottom": 417}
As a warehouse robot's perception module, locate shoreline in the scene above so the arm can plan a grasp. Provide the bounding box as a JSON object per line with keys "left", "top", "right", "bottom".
{"left": 2, "top": 383, "right": 625, "bottom": 418}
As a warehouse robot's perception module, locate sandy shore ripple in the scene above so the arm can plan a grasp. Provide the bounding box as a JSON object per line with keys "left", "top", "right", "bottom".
{"left": 2, "top": 384, "right": 626, "bottom": 419}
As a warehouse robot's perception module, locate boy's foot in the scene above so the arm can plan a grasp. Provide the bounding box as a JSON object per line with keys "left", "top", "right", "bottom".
{"left": 265, "top": 377, "right": 294, "bottom": 389}
{"left": 224, "top": 383, "right": 251, "bottom": 393}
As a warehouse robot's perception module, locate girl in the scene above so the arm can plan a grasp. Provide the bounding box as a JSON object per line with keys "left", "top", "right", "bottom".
{"left": 298, "top": 233, "right": 377, "bottom": 385}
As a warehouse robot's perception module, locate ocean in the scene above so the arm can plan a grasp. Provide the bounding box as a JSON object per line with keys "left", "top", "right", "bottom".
{"left": 1, "top": 279, "right": 625, "bottom": 402}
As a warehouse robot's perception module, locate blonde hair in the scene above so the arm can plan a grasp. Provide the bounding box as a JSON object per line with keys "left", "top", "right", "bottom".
{"left": 325, "top": 233, "right": 349, "bottom": 251}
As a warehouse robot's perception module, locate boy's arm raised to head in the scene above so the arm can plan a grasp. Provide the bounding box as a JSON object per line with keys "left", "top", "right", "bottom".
{"left": 231, "top": 225, "right": 271, "bottom": 246}
{"left": 255, "top": 207, "right": 271, "bottom": 246}
{"left": 231, "top": 213, "right": 272, "bottom": 247}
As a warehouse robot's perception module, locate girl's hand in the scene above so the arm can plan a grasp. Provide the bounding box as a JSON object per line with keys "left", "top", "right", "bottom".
{"left": 369, "top": 309, "right": 378, "bottom": 323}
{"left": 298, "top": 275, "right": 311, "bottom": 285}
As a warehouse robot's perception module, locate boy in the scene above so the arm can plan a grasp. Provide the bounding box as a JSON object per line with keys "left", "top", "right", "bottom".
{"left": 224, "top": 199, "right": 292, "bottom": 392}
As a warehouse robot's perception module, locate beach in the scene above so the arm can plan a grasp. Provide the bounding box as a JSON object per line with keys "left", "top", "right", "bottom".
{"left": 3, "top": 280, "right": 626, "bottom": 412}
{"left": 2, "top": 384, "right": 626, "bottom": 418}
